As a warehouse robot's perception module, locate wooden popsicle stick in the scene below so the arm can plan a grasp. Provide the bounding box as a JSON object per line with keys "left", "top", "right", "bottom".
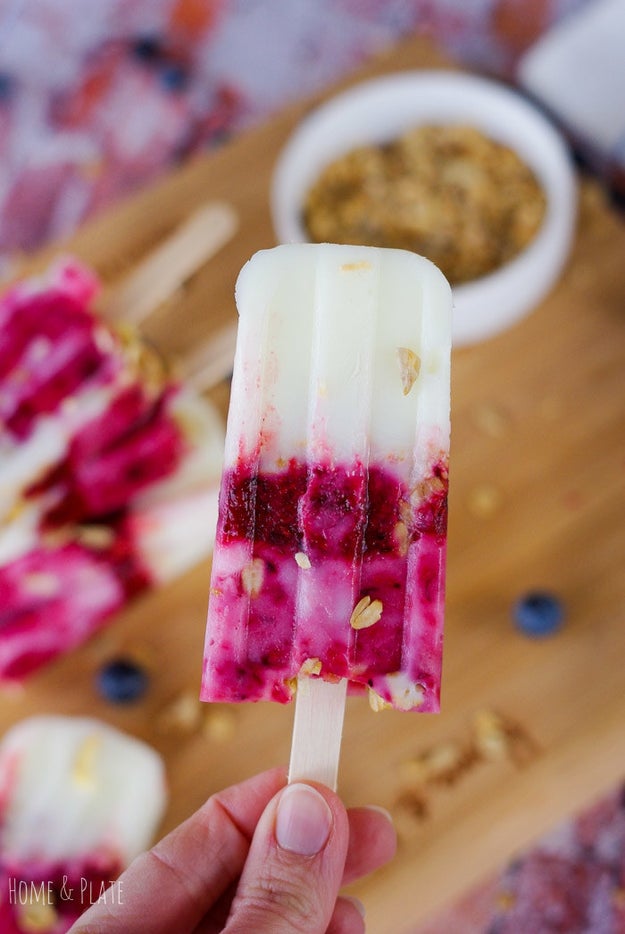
{"left": 288, "top": 677, "right": 347, "bottom": 791}
{"left": 104, "top": 201, "right": 238, "bottom": 324}
{"left": 179, "top": 319, "right": 238, "bottom": 392}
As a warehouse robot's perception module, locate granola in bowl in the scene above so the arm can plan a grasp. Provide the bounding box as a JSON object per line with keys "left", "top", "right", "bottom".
{"left": 303, "top": 124, "right": 547, "bottom": 286}
{"left": 271, "top": 71, "right": 577, "bottom": 345}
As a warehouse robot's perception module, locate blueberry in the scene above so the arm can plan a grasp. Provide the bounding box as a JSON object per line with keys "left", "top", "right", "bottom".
{"left": 96, "top": 658, "right": 149, "bottom": 703}
{"left": 513, "top": 591, "right": 564, "bottom": 637}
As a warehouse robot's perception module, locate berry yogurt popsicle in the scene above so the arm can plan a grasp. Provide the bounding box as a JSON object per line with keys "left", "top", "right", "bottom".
{"left": 0, "top": 259, "right": 224, "bottom": 683}
{"left": 201, "top": 244, "right": 451, "bottom": 739}
{"left": 0, "top": 716, "right": 166, "bottom": 933}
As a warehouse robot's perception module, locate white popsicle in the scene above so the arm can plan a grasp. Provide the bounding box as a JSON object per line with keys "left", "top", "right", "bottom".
{"left": 201, "top": 244, "right": 451, "bottom": 785}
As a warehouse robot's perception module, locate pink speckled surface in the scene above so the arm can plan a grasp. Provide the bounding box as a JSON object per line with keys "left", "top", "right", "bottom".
{"left": 410, "top": 785, "right": 625, "bottom": 934}
{"left": 202, "top": 457, "right": 447, "bottom": 709}
{"left": 0, "top": 0, "right": 591, "bottom": 271}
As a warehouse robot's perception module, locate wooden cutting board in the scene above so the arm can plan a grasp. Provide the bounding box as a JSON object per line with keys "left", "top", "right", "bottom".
{"left": 3, "top": 35, "right": 625, "bottom": 933}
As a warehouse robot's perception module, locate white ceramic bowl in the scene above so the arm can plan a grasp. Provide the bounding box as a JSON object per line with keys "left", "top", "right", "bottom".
{"left": 271, "top": 70, "right": 577, "bottom": 346}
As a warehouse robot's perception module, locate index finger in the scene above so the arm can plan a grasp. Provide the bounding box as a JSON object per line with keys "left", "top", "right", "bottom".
{"left": 70, "top": 767, "right": 287, "bottom": 934}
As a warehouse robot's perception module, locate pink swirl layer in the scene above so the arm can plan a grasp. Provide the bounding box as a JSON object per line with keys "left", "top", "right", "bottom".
{"left": 202, "top": 455, "right": 447, "bottom": 711}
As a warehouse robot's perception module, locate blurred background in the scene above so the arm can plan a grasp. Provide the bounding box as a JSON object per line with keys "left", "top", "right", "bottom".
{"left": 1, "top": 2, "right": 625, "bottom": 933}
{"left": 0, "top": 0, "right": 616, "bottom": 274}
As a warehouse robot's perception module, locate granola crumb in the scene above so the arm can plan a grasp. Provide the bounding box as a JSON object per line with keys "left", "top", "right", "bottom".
{"left": 340, "top": 260, "right": 373, "bottom": 271}
{"left": 473, "top": 708, "right": 509, "bottom": 760}
{"left": 75, "top": 524, "right": 117, "bottom": 549}
{"left": 350, "top": 595, "right": 384, "bottom": 630}
{"left": 368, "top": 687, "right": 392, "bottom": 711}
{"left": 467, "top": 484, "right": 502, "bottom": 517}
{"left": 241, "top": 558, "right": 265, "bottom": 597}
{"left": 471, "top": 402, "right": 509, "bottom": 438}
{"left": 397, "top": 347, "right": 421, "bottom": 395}
{"left": 393, "top": 520, "right": 409, "bottom": 556}
{"left": 299, "top": 657, "right": 322, "bottom": 676}
{"left": 157, "top": 692, "right": 202, "bottom": 734}
{"left": 203, "top": 708, "right": 237, "bottom": 742}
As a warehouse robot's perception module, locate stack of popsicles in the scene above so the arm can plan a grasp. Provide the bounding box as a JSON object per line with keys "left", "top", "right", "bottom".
{"left": 0, "top": 259, "right": 224, "bottom": 682}
{"left": 201, "top": 244, "right": 451, "bottom": 780}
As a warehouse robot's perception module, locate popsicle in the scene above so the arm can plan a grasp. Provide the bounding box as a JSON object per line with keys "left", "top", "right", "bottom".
{"left": 201, "top": 243, "right": 451, "bottom": 784}
{"left": 0, "top": 715, "right": 166, "bottom": 933}
{"left": 0, "top": 258, "right": 225, "bottom": 682}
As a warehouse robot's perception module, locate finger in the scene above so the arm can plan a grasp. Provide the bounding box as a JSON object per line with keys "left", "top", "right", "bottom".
{"left": 71, "top": 767, "right": 286, "bottom": 934}
{"left": 343, "top": 806, "right": 396, "bottom": 885}
{"left": 224, "top": 782, "right": 349, "bottom": 933}
{"left": 326, "top": 896, "right": 366, "bottom": 934}
{"left": 194, "top": 879, "right": 238, "bottom": 934}
{"left": 191, "top": 803, "right": 395, "bottom": 933}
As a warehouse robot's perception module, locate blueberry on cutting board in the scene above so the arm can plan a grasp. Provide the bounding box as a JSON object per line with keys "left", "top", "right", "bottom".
{"left": 513, "top": 592, "right": 565, "bottom": 637}
{"left": 96, "top": 658, "right": 150, "bottom": 703}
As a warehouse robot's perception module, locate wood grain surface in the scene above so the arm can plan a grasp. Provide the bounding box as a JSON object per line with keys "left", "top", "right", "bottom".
{"left": 3, "top": 36, "right": 625, "bottom": 933}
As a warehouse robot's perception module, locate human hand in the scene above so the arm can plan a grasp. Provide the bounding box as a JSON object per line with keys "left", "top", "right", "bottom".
{"left": 69, "top": 767, "right": 396, "bottom": 933}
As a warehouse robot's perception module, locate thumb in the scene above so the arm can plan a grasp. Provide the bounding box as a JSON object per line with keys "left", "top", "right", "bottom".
{"left": 224, "top": 782, "right": 353, "bottom": 934}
